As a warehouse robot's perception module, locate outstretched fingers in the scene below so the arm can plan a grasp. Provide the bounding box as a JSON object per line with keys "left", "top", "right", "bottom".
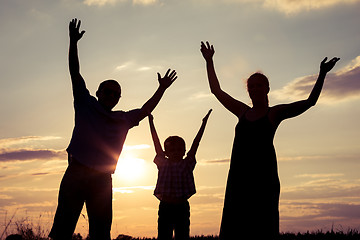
{"left": 331, "top": 57, "right": 340, "bottom": 63}
{"left": 168, "top": 69, "right": 177, "bottom": 80}
{"left": 200, "top": 41, "right": 212, "bottom": 50}
{"left": 200, "top": 41, "right": 215, "bottom": 60}
{"left": 206, "top": 41, "right": 211, "bottom": 49}
{"left": 157, "top": 68, "right": 178, "bottom": 89}
{"left": 76, "top": 19, "right": 81, "bottom": 30}
{"left": 69, "top": 18, "right": 85, "bottom": 41}
{"left": 321, "top": 57, "right": 328, "bottom": 64}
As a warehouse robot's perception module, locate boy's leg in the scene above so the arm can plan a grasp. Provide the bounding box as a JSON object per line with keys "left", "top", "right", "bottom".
{"left": 174, "top": 201, "right": 190, "bottom": 240}
{"left": 49, "top": 164, "right": 85, "bottom": 240}
{"left": 86, "top": 173, "right": 113, "bottom": 240}
{"left": 158, "top": 202, "right": 174, "bottom": 240}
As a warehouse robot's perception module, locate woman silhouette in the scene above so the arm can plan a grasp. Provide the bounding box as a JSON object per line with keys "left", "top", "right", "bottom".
{"left": 200, "top": 41, "right": 339, "bottom": 239}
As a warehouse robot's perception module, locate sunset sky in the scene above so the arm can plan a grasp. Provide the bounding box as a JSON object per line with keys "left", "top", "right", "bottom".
{"left": 1, "top": 0, "right": 360, "bottom": 238}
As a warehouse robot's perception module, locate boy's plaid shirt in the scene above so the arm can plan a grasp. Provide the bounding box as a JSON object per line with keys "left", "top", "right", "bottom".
{"left": 154, "top": 154, "right": 196, "bottom": 201}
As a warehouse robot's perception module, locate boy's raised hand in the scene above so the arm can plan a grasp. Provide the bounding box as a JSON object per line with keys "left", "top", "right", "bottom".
{"left": 157, "top": 69, "right": 177, "bottom": 89}
{"left": 69, "top": 18, "right": 85, "bottom": 42}
{"left": 203, "top": 109, "right": 212, "bottom": 122}
{"left": 200, "top": 41, "right": 215, "bottom": 61}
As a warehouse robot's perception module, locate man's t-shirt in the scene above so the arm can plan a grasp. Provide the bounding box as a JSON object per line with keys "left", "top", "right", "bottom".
{"left": 67, "top": 84, "right": 141, "bottom": 174}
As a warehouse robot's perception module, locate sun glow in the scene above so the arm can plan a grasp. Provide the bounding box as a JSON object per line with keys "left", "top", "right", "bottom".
{"left": 114, "top": 153, "right": 146, "bottom": 182}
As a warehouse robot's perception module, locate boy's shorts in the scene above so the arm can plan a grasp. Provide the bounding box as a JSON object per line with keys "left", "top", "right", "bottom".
{"left": 49, "top": 159, "right": 112, "bottom": 240}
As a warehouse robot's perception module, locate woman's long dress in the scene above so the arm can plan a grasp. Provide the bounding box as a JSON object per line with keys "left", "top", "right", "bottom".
{"left": 219, "top": 110, "right": 280, "bottom": 239}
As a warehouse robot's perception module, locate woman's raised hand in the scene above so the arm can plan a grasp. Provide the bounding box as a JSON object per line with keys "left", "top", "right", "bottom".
{"left": 201, "top": 41, "right": 215, "bottom": 61}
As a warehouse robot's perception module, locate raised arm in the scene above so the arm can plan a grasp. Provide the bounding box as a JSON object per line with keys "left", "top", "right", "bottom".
{"left": 138, "top": 69, "right": 177, "bottom": 121}
{"left": 148, "top": 114, "right": 165, "bottom": 156}
{"left": 187, "top": 109, "right": 212, "bottom": 157}
{"left": 69, "top": 18, "right": 86, "bottom": 95}
{"left": 201, "top": 41, "right": 248, "bottom": 117}
{"left": 273, "top": 57, "right": 340, "bottom": 122}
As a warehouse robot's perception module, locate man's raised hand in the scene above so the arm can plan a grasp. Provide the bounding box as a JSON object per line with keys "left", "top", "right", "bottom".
{"left": 157, "top": 69, "right": 177, "bottom": 89}
{"left": 69, "top": 18, "right": 85, "bottom": 42}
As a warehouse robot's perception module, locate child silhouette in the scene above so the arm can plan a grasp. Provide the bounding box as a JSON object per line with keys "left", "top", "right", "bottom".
{"left": 148, "top": 110, "right": 212, "bottom": 240}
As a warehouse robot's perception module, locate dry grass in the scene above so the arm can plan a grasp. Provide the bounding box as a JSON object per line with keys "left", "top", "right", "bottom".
{"left": 2, "top": 219, "right": 360, "bottom": 240}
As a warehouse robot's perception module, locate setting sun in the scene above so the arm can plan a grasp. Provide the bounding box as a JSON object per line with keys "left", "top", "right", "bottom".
{"left": 114, "top": 153, "right": 146, "bottom": 182}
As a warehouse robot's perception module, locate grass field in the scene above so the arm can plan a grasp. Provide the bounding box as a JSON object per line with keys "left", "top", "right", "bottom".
{"left": 2, "top": 219, "right": 360, "bottom": 240}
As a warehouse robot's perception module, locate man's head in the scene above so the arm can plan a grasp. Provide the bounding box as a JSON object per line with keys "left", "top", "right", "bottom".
{"left": 96, "top": 80, "right": 121, "bottom": 111}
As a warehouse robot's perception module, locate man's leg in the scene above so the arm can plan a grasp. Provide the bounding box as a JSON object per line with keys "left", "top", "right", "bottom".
{"left": 86, "top": 173, "right": 113, "bottom": 240}
{"left": 49, "top": 164, "right": 85, "bottom": 240}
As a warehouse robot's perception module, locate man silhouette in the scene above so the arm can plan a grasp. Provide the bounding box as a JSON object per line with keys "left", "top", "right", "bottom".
{"left": 49, "top": 18, "right": 177, "bottom": 240}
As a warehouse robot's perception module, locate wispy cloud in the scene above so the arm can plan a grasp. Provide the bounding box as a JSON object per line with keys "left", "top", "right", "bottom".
{"left": 133, "top": 0, "right": 159, "bottom": 5}
{"left": 281, "top": 201, "right": 360, "bottom": 232}
{"left": 280, "top": 174, "right": 360, "bottom": 231}
{"left": 83, "top": 0, "right": 124, "bottom": 6}
{"left": 272, "top": 56, "right": 360, "bottom": 104}
{"left": 278, "top": 155, "right": 330, "bottom": 162}
{"left": 0, "top": 136, "right": 66, "bottom": 162}
{"left": 189, "top": 92, "right": 213, "bottom": 101}
{"left": 199, "top": 158, "right": 230, "bottom": 165}
{"left": 282, "top": 177, "right": 360, "bottom": 200}
{"left": 114, "top": 61, "right": 161, "bottom": 73}
{"left": 83, "top": 0, "right": 159, "bottom": 6}
{"left": 222, "top": 0, "right": 360, "bottom": 15}
{"left": 0, "top": 149, "right": 66, "bottom": 162}
{"left": 295, "top": 173, "right": 344, "bottom": 179}
{"left": 82, "top": 0, "right": 360, "bottom": 13}
{"left": 0, "top": 136, "right": 61, "bottom": 149}
{"left": 262, "top": 0, "right": 360, "bottom": 15}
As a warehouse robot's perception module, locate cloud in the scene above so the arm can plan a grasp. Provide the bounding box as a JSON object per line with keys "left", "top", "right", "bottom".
{"left": 114, "top": 61, "right": 161, "bottom": 73}
{"left": 133, "top": 0, "right": 158, "bottom": 5}
{"left": 199, "top": 158, "right": 230, "bottom": 165}
{"left": 0, "top": 136, "right": 61, "bottom": 148}
{"left": 272, "top": 56, "right": 360, "bottom": 104}
{"left": 83, "top": 0, "right": 159, "bottom": 6}
{"left": 279, "top": 174, "right": 360, "bottom": 232}
{"left": 262, "top": 0, "right": 360, "bottom": 15}
{"left": 82, "top": 0, "right": 360, "bottom": 14}
{"left": 83, "top": 0, "right": 123, "bottom": 6}
{"left": 189, "top": 92, "right": 213, "bottom": 101}
{"left": 221, "top": 0, "right": 360, "bottom": 15}
{"left": 280, "top": 201, "right": 360, "bottom": 232}
{"left": 0, "top": 136, "right": 66, "bottom": 162}
{"left": 0, "top": 194, "right": 13, "bottom": 200}
{"left": 295, "top": 173, "right": 344, "bottom": 179}
{"left": 0, "top": 149, "right": 66, "bottom": 162}
{"left": 282, "top": 177, "right": 360, "bottom": 201}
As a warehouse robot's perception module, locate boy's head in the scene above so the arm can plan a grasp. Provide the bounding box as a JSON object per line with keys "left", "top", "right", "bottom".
{"left": 96, "top": 80, "right": 121, "bottom": 111}
{"left": 164, "top": 136, "right": 186, "bottom": 162}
